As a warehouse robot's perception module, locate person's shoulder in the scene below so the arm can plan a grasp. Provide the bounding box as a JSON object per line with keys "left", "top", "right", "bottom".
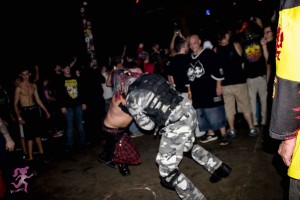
{"left": 204, "top": 48, "right": 215, "bottom": 53}
{"left": 171, "top": 54, "right": 188, "bottom": 64}
{"left": 30, "top": 82, "right": 38, "bottom": 90}
{"left": 202, "top": 48, "right": 216, "bottom": 57}
{"left": 15, "top": 84, "right": 22, "bottom": 92}
{"left": 180, "top": 53, "right": 190, "bottom": 59}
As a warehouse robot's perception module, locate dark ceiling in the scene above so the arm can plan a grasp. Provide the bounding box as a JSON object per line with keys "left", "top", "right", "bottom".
{"left": 89, "top": 0, "right": 278, "bottom": 55}
{"left": 2, "top": 0, "right": 279, "bottom": 80}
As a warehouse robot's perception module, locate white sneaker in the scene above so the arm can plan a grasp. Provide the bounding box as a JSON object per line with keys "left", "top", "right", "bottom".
{"left": 131, "top": 133, "right": 143, "bottom": 138}
{"left": 227, "top": 129, "right": 237, "bottom": 139}
{"left": 248, "top": 128, "right": 258, "bottom": 137}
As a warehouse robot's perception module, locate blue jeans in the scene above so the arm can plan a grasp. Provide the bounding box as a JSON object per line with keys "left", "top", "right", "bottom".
{"left": 64, "top": 106, "right": 89, "bottom": 151}
{"left": 196, "top": 105, "right": 227, "bottom": 132}
{"left": 129, "top": 121, "right": 141, "bottom": 135}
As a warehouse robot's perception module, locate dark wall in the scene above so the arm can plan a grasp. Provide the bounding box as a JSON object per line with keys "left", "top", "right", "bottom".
{"left": 2, "top": 0, "right": 279, "bottom": 83}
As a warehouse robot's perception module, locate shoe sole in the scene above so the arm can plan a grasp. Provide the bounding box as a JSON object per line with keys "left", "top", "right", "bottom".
{"left": 199, "top": 136, "right": 218, "bottom": 143}
{"left": 248, "top": 134, "right": 258, "bottom": 137}
{"left": 107, "top": 161, "right": 118, "bottom": 169}
{"left": 97, "top": 158, "right": 118, "bottom": 169}
{"left": 131, "top": 134, "right": 143, "bottom": 138}
{"left": 210, "top": 163, "right": 232, "bottom": 183}
{"left": 219, "top": 142, "right": 229, "bottom": 146}
{"left": 53, "top": 135, "right": 63, "bottom": 138}
{"left": 227, "top": 134, "right": 237, "bottom": 139}
{"left": 120, "top": 172, "right": 130, "bottom": 176}
{"left": 107, "top": 163, "right": 118, "bottom": 169}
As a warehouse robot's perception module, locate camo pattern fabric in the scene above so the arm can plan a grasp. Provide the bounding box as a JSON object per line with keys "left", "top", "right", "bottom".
{"left": 191, "top": 144, "right": 222, "bottom": 173}
{"left": 156, "top": 99, "right": 222, "bottom": 200}
{"left": 126, "top": 89, "right": 157, "bottom": 131}
{"left": 126, "top": 90, "right": 223, "bottom": 199}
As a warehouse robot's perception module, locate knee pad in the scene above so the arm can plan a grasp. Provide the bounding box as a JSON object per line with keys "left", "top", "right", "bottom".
{"left": 160, "top": 169, "right": 181, "bottom": 191}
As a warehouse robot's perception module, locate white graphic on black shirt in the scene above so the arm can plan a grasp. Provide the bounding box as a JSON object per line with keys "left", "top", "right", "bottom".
{"left": 187, "top": 60, "right": 205, "bottom": 81}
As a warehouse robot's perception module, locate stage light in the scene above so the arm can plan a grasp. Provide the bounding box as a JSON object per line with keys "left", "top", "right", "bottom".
{"left": 205, "top": 9, "right": 211, "bottom": 15}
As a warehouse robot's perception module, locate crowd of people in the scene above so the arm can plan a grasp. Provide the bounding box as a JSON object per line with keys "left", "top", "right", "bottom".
{"left": 0, "top": 3, "right": 299, "bottom": 199}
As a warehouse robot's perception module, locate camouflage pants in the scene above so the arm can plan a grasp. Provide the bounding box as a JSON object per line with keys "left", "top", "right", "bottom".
{"left": 156, "top": 104, "right": 222, "bottom": 200}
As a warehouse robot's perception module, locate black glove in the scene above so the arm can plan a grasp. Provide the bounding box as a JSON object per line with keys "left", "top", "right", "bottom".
{"left": 118, "top": 103, "right": 130, "bottom": 115}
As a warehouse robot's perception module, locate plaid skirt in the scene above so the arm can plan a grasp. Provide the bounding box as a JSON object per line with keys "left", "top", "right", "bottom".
{"left": 114, "top": 134, "right": 141, "bottom": 165}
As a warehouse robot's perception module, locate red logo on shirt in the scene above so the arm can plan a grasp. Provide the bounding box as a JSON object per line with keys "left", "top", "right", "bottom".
{"left": 276, "top": 26, "right": 284, "bottom": 61}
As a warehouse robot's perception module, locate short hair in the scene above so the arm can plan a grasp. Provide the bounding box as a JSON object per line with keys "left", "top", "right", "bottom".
{"left": 17, "top": 66, "right": 31, "bottom": 74}
{"left": 265, "top": 23, "right": 277, "bottom": 35}
{"left": 216, "top": 29, "right": 229, "bottom": 42}
{"left": 175, "top": 39, "right": 187, "bottom": 53}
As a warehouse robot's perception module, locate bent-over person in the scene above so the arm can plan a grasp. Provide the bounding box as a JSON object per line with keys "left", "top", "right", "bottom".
{"left": 124, "top": 73, "right": 232, "bottom": 200}
{"left": 97, "top": 64, "right": 142, "bottom": 176}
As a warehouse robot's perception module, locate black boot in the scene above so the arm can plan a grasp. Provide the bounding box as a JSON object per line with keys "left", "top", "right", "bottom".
{"left": 97, "top": 153, "right": 117, "bottom": 169}
{"left": 210, "top": 163, "right": 232, "bottom": 183}
{"left": 97, "top": 153, "right": 109, "bottom": 162}
{"left": 118, "top": 163, "right": 130, "bottom": 176}
{"left": 183, "top": 151, "right": 193, "bottom": 159}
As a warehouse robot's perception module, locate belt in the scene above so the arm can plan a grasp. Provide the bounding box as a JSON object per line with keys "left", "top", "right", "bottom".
{"left": 102, "top": 125, "right": 126, "bottom": 134}
{"left": 21, "top": 105, "right": 38, "bottom": 111}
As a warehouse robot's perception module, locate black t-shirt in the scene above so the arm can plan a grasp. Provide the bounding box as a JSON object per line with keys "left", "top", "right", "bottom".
{"left": 216, "top": 43, "right": 246, "bottom": 86}
{"left": 166, "top": 54, "right": 190, "bottom": 93}
{"left": 188, "top": 49, "right": 224, "bottom": 108}
{"left": 56, "top": 75, "right": 86, "bottom": 108}
{"left": 243, "top": 38, "right": 267, "bottom": 78}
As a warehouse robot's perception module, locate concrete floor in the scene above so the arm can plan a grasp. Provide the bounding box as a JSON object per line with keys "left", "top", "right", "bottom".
{"left": 8, "top": 120, "right": 289, "bottom": 200}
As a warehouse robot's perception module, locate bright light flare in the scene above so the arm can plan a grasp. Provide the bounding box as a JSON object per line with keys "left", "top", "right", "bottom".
{"left": 205, "top": 9, "right": 211, "bottom": 15}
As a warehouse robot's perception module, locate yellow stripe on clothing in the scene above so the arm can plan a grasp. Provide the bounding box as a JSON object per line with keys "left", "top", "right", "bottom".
{"left": 276, "top": 6, "right": 300, "bottom": 82}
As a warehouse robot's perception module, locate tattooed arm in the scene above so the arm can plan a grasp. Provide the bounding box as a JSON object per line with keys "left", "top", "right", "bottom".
{"left": 0, "top": 118, "right": 15, "bottom": 151}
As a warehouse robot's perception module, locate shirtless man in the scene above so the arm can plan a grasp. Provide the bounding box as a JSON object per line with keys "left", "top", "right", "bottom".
{"left": 104, "top": 95, "right": 133, "bottom": 129}
{"left": 97, "top": 54, "right": 142, "bottom": 176}
{"left": 14, "top": 67, "right": 50, "bottom": 161}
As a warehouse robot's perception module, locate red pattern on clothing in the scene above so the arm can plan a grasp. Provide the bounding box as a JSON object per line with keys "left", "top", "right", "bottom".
{"left": 114, "top": 134, "right": 141, "bottom": 165}
{"left": 0, "top": 171, "right": 6, "bottom": 198}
